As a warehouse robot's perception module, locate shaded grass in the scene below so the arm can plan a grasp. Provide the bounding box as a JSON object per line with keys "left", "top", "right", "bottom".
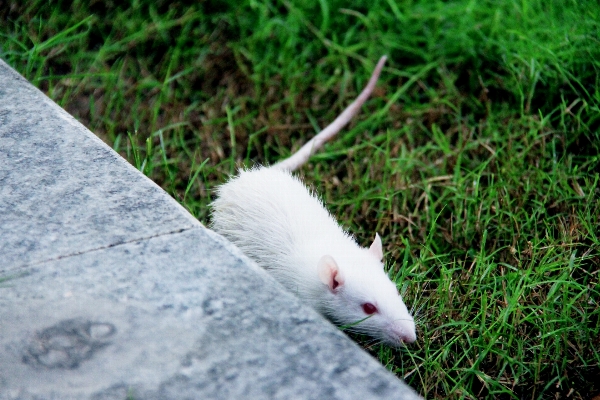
{"left": 1, "top": 1, "right": 599, "bottom": 398}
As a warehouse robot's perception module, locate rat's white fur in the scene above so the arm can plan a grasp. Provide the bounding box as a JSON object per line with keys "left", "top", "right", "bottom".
{"left": 211, "top": 167, "right": 416, "bottom": 346}
{"left": 210, "top": 56, "right": 416, "bottom": 345}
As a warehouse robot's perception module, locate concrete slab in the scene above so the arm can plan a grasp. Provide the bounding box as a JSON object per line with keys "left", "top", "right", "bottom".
{"left": 0, "top": 59, "right": 199, "bottom": 271}
{"left": 0, "top": 58, "right": 421, "bottom": 399}
{"left": 0, "top": 228, "right": 419, "bottom": 399}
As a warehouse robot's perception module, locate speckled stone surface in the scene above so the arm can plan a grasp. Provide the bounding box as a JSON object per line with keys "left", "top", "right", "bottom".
{"left": 0, "top": 229, "right": 420, "bottom": 399}
{"left": 0, "top": 60, "right": 199, "bottom": 271}
{"left": 0, "top": 59, "right": 421, "bottom": 399}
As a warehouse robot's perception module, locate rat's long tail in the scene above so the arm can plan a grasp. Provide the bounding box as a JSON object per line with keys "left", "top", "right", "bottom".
{"left": 273, "top": 56, "right": 387, "bottom": 172}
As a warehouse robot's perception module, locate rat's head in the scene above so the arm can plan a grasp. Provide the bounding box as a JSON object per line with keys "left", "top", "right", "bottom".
{"left": 317, "top": 233, "right": 416, "bottom": 347}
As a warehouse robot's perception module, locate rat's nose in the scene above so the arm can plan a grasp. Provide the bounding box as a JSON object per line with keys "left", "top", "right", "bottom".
{"left": 393, "top": 321, "right": 417, "bottom": 344}
{"left": 400, "top": 329, "right": 417, "bottom": 343}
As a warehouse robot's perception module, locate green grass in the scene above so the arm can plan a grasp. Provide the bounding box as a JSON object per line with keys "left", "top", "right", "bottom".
{"left": 1, "top": 1, "right": 599, "bottom": 398}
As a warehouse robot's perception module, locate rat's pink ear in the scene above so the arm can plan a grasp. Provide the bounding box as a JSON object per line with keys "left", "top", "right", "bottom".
{"left": 318, "top": 255, "right": 344, "bottom": 292}
{"left": 368, "top": 233, "right": 384, "bottom": 261}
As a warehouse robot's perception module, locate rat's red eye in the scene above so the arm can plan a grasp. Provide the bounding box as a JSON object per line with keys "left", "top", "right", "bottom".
{"left": 362, "top": 303, "right": 378, "bottom": 315}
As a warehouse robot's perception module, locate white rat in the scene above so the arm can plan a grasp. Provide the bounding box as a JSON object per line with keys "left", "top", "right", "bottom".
{"left": 211, "top": 57, "right": 417, "bottom": 346}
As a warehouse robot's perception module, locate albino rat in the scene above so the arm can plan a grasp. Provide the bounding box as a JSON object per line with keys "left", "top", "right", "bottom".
{"left": 211, "top": 57, "right": 416, "bottom": 346}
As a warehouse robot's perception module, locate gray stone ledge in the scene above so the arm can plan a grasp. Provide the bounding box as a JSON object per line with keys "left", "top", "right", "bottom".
{"left": 0, "top": 58, "right": 421, "bottom": 399}
{"left": 0, "top": 59, "right": 199, "bottom": 271}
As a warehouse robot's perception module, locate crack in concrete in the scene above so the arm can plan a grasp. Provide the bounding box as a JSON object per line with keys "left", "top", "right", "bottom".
{"left": 7, "top": 225, "right": 202, "bottom": 272}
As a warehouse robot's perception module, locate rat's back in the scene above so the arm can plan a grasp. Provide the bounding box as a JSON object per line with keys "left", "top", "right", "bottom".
{"left": 211, "top": 167, "right": 348, "bottom": 274}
